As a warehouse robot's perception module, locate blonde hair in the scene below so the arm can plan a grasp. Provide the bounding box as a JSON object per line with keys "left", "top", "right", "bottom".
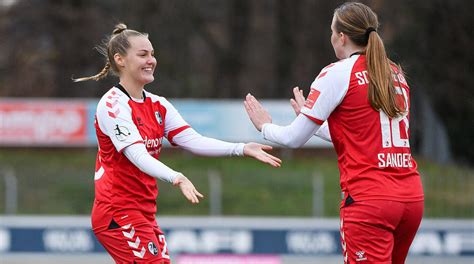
{"left": 334, "top": 2, "right": 404, "bottom": 118}
{"left": 73, "top": 23, "right": 148, "bottom": 82}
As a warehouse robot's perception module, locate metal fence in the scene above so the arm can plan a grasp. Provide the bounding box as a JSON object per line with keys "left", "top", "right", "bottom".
{"left": 1, "top": 155, "right": 473, "bottom": 218}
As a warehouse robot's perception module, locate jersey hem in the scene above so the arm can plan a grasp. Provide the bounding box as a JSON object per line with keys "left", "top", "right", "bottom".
{"left": 340, "top": 195, "right": 424, "bottom": 208}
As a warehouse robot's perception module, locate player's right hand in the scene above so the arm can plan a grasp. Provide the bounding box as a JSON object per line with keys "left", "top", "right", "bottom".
{"left": 173, "top": 173, "right": 204, "bottom": 204}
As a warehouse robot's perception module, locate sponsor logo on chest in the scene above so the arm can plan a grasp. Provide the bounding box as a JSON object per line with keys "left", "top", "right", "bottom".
{"left": 143, "top": 136, "right": 162, "bottom": 149}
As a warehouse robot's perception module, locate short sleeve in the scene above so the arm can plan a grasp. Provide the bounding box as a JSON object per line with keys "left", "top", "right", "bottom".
{"left": 96, "top": 96, "right": 143, "bottom": 152}
{"left": 300, "top": 64, "right": 350, "bottom": 125}
{"left": 159, "top": 97, "right": 191, "bottom": 145}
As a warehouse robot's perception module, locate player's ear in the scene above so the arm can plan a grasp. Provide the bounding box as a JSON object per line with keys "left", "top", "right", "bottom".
{"left": 339, "top": 32, "right": 347, "bottom": 46}
{"left": 114, "top": 53, "right": 125, "bottom": 68}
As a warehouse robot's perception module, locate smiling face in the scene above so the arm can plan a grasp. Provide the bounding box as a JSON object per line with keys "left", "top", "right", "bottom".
{"left": 116, "top": 36, "right": 157, "bottom": 86}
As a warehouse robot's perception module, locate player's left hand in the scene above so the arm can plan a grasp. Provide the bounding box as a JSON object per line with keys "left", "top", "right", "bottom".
{"left": 243, "top": 142, "right": 282, "bottom": 168}
{"left": 244, "top": 93, "right": 272, "bottom": 131}
{"left": 290, "top": 86, "right": 305, "bottom": 116}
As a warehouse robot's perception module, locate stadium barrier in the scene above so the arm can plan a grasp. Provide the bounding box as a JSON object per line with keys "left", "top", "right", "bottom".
{"left": 0, "top": 216, "right": 473, "bottom": 257}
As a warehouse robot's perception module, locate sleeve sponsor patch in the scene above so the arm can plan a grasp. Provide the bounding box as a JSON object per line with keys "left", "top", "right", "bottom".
{"left": 113, "top": 124, "right": 131, "bottom": 141}
{"left": 304, "top": 89, "right": 321, "bottom": 109}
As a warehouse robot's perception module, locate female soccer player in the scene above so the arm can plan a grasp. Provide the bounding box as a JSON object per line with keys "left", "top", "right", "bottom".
{"left": 75, "top": 23, "right": 281, "bottom": 263}
{"left": 245, "top": 2, "right": 423, "bottom": 263}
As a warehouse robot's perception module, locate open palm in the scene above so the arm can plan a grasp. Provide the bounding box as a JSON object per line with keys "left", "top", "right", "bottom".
{"left": 243, "top": 142, "right": 281, "bottom": 167}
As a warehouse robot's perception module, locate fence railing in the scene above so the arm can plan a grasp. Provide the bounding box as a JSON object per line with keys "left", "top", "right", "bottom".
{"left": 1, "top": 159, "right": 472, "bottom": 218}
{"left": 1, "top": 168, "right": 17, "bottom": 215}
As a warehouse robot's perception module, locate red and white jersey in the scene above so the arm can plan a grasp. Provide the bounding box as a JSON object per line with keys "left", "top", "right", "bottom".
{"left": 91, "top": 85, "right": 190, "bottom": 233}
{"left": 301, "top": 55, "right": 423, "bottom": 204}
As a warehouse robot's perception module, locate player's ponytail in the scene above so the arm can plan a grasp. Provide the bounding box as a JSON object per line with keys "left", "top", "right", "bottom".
{"left": 73, "top": 60, "right": 111, "bottom": 82}
{"left": 73, "top": 23, "right": 148, "bottom": 82}
{"left": 334, "top": 2, "right": 404, "bottom": 118}
{"left": 365, "top": 26, "right": 404, "bottom": 118}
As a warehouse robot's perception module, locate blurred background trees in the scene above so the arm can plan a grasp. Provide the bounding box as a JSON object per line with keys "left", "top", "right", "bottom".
{"left": 0, "top": 0, "right": 472, "bottom": 164}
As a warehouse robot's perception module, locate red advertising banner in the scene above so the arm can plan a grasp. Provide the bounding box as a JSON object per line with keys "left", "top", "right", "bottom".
{"left": 0, "top": 100, "right": 88, "bottom": 146}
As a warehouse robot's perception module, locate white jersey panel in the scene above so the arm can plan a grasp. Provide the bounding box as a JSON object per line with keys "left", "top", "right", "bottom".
{"left": 315, "top": 121, "right": 332, "bottom": 142}
{"left": 301, "top": 56, "right": 358, "bottom": 122}
{"left": 96, "top": 88, "right": 143, "bottom": 152}
{"left": 146, "top": 92, "right": 189, "bottom": 139}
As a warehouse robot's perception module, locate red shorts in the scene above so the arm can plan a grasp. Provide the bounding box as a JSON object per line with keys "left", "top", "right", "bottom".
{"left": 94, "top": 210, "right": 171, "bottom": 264}
{"left": 340, "top": 199, "right": 423, "bottom": 264}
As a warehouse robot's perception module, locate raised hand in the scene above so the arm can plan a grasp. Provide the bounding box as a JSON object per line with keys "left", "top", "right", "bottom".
{"left": 243, "top": 142, "right": 282, "bottom": 168}
{"left": 290, "top": 86, "right": 305, "bottom": 116}
{"left": 173, "top": 173, "right": 204, "bottom": 204}
{"left": 244, "top": 93, "right": 272, "bottom": 131}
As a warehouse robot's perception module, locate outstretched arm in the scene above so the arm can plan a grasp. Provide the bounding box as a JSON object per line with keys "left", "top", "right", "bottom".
{"left": 161, "top": 96, "right": 281, "bottom": 167}
{"left": 171, "top": 128, "right": 281, "bottom": 167}
{"left": 244, "top": 93, "right": 321, "bottom": 148}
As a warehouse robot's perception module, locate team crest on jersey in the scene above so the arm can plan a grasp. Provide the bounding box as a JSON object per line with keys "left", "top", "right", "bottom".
{"left": 148, "top": 241, "right": 158, "bottom": 256}
{"left": 113, "top": 124, "right": 131, "bottom": 141}
{"left": 155, "top": 111, "right": 163, "bottom": 125}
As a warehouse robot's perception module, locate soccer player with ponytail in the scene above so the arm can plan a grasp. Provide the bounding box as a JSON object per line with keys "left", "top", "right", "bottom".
{"left": 245, "top": 2, "right": 423, "bottom": 263}
{"left": 75, "top": 23, "right": 281, "bottom": 263}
